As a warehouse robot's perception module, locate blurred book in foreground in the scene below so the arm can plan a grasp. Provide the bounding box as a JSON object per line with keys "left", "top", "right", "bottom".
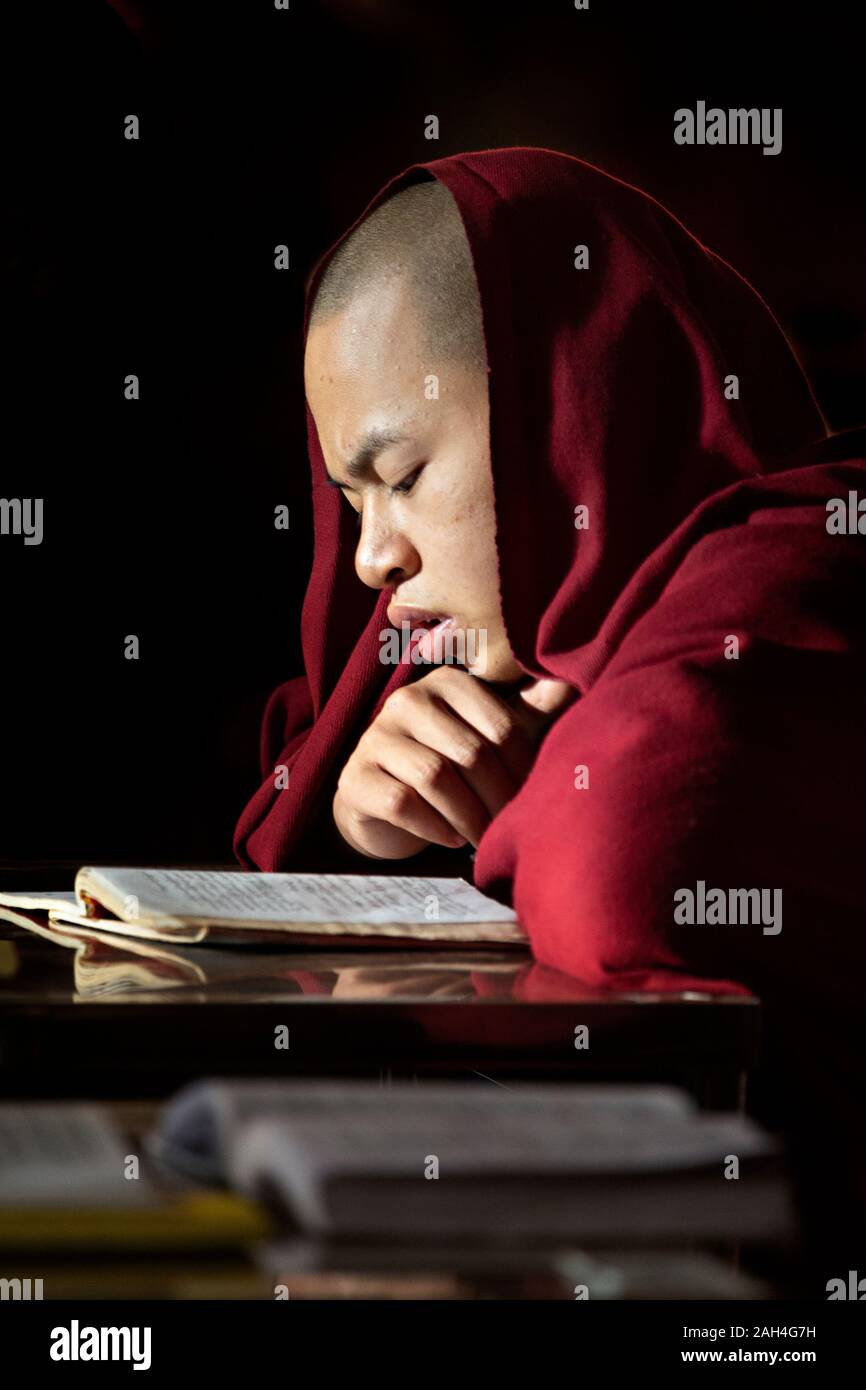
{"left": 153, "top": 1079, "right": 796, "bottom": 1244}
{"left": 0, "top": 1103, "right": 268, "bottom": 1252}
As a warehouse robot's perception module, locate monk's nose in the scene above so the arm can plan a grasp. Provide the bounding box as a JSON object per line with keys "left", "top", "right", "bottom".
{"left": 354, "top": 508, "right": 416, "bottom": 591}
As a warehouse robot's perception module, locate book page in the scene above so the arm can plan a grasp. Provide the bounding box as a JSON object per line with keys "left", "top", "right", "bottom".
{"left": 78, "top": 868, "right": 520, "bottom": 928}
{"left": 0, "top": 889, "right": 79, "bottom": 912}
{"left": 242, "top": 1091, "right": 773, "bottom": 1180}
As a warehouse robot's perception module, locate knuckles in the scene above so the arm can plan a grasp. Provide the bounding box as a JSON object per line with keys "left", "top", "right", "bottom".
{"left": 383, "top": 782, "right": 416, "bottom": 819}
{"left": 485, "top": 713, "right": 518, "bottom": 746}
{"left": 414, "top": 751, "right": 449, "bottom": 788}
{"left": 449, "top": 736, "right": 485, "bottom": 770}
{"left": 383, "top": 685, "right": 417, "bottom": 719}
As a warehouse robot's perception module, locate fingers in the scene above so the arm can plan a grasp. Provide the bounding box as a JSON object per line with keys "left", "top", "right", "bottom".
{"left": 334, "top": 667, "right": 574, "bottom": 860}
{"left": 420, "top": 666, "right": 521, "bottom": 743}
{"left": 414, "top": 667, "right": 539, "bottom": 786}
{"left": 384, "top": 689, "right": 525, "bottom": 823}
{"left": 369, "top": 728, "right": 497, "bottom": 845}
{"left": 337, "top": 758, "right": 470, "bottom": 849}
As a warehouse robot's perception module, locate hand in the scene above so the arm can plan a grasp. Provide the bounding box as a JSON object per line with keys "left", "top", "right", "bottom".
{"left": 332, "top": 666, "right": 575, "bottom": 860}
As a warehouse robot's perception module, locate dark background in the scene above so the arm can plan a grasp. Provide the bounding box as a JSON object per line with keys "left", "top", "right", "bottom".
{"left": 3, "top": 0, "right": 864, "bottom": 876}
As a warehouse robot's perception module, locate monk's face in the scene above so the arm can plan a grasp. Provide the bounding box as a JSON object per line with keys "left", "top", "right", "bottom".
{"left": 304, "top": 273, "right": 525, "bottom": 684}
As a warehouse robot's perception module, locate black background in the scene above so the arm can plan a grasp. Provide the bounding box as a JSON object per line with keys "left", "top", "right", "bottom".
{"left": 3, "top": 0, "right": 864, "bottom": 874}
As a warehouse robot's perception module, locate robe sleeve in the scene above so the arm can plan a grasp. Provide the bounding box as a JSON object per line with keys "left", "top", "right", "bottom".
{"left": 233, "top": 674, "right": 334, "bottom": 870}
{"left": 258, "top": 674, "right": 314, "bottom": 781}
{"left": 475, "top": 510, "right": 866, "bottom": 999}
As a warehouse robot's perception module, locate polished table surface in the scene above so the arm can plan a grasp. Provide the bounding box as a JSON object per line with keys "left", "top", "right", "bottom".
{"left": 0, "top": 913, "right": 759, "bottom": 1103}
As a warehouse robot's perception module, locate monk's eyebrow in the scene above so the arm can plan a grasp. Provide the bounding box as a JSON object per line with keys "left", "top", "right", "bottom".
{"left": 325, "top": 425, "right": 412, "bottom": 487}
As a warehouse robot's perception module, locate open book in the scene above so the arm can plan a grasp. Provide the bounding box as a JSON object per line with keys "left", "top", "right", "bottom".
{"left": 152, "top": 1079, "right": 795, "bottom": 1243}
{"left": 0, "top": 867, "right": 526, "bottom": 947}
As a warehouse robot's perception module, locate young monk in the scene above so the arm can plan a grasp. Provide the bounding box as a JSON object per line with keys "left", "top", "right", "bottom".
{"left": 236, "top": 145, "right": 865, "bottom": 987}
{"left": 236, "top": 148, "right": 866, "bottom": 1280}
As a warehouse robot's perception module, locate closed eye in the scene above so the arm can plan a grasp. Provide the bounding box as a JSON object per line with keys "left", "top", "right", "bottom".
{"left": 342, "top": 464, "right": 425, "bottom": 529}
{"left": 389, "top": 464, "right": 424, "bottom": 497}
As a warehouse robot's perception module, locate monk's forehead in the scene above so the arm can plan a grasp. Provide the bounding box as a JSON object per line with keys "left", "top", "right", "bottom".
{"left": 304, "top": 273, "right": 424, "bottom": 387}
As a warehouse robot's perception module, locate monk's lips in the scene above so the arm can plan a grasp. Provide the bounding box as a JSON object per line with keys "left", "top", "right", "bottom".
{"left": 414, "top": 617, "right": 456, "bottom": 661}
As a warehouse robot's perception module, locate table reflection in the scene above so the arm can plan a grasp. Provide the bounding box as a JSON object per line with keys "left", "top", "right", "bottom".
{"left": 0, "top": 906, "right": 746, "bottom": 1005}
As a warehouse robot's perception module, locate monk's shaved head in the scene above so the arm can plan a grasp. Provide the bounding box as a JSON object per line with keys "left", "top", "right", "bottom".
{"left": 308, "top": 180, "right": 487, "bottom": 372}
{"left": 304, "top": 177, "right": 523, "bottom": 686}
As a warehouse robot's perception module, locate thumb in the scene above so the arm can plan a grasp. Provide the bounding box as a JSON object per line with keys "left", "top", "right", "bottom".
{"left": 517, "top": 677, "right": 576, "bottom": 717}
